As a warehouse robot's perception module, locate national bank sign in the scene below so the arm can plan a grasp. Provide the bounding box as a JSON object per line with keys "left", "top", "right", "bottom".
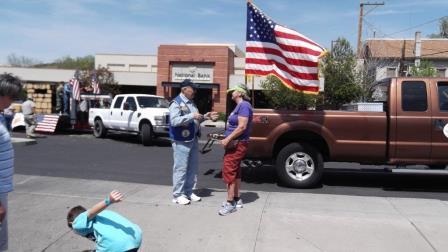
{"left": 171, "top": 64, "right": 214, "bottom": 83}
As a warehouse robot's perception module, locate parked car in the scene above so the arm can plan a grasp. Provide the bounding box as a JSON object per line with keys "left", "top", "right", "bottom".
{"left": 89, "top": 94, "right": 170, "bottom": 146}
{"left": 245, "top": 77, "right": 448, "bottom": 188}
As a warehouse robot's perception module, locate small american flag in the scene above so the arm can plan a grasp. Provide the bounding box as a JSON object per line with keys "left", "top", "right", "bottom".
{"left": 35, "top": 114, "right": 60, "bottom": 133}
{"left": 70, "top": 76, "right": 81, "bottom": 101}
{"left": 92, "top": 73, "right": 100, "bottom": 94}
{"left": 245, "top": 2, "right": 326, "bottom": 94}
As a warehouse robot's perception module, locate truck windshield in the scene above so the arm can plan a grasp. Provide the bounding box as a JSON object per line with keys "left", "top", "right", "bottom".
{"left": 137, "top": 97, "right": 170, "bottom": 108}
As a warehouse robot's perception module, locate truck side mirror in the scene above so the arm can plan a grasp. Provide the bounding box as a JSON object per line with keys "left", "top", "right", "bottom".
{"left": 123, "top": 102, "right": 130, "bottom": 110}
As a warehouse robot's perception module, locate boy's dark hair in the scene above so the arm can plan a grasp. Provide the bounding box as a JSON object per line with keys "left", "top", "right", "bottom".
{"left": 0, "top": 73, "right": 23, "bottom": 99}
{"left": 67, "top": 205, "right": 86, "bottom": 228}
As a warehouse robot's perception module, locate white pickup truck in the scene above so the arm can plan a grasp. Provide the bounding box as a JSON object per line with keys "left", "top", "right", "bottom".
{"left": 89, "top": 94, "right": 170, "bottom": 146}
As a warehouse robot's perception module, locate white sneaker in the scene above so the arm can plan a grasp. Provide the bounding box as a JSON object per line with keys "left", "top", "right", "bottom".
{"left": 189, "top": 193, "right": 201, "bottom": 202}
{"left": 222, "top": 199, "right": 243, "bottom": 208}
{"left": 172, "top": 195, "right": 190, "bottom": 205}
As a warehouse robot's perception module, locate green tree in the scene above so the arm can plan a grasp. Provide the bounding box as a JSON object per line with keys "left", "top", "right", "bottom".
{"left": 7, "top": 53, "right": 42, "bottom": 67}
{"left": 260, "top": 75, "right": 318, "bottom": 110}
{"left": 79, "top": 67, "right": 120, "bottom": 96}
{"left": 322, "top": 38, "right": 362, "bottom": 109}
{"left": 35, "top": 55, "right": 94, "bottom": 70}
{"left": 410, "top": 60, "right": 437, "bottom": 77}
{"left": 429, "top": 17, "right": 448, "bottom": 38}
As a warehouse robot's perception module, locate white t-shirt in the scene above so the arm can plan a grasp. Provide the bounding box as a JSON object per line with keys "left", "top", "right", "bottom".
{"left": 21, "top": 100, "right": 35, "bottom": 115}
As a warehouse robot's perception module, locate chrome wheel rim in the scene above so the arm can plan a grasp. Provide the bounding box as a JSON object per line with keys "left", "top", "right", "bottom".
{"left": 284, "top": 152, "right": 315, "bottom": 181}
{"left": 94, "top": 121, "right": 101, "bottom": 134}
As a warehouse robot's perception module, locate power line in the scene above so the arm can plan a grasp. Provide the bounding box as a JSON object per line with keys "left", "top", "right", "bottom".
{"left": 421, "top": 49, "right": 448, "bottom": 57}
{"left": 383, "top": 15, "right": 448, "bottom": 38}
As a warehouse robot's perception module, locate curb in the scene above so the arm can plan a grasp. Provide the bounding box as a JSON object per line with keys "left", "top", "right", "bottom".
{"left": 11, "top": 137, "right": 37, "bottom": 146}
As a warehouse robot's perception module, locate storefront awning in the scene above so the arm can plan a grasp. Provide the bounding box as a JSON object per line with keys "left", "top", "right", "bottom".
{"left": 162, "top": 81, "right": 220, "bottom": 91}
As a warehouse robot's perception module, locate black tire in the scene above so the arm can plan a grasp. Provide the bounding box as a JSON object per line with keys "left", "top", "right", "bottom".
{"left": 276, "top": 142, "right": 324, "bottom": 188}
{"left": 93, "top": 119, "right": 107, "bottom": 138}
{"left": 140, "top": 123, "right": 153, "bottom": 146}
{"left": 428, "top": 165, "right": 446, "bottom": 169}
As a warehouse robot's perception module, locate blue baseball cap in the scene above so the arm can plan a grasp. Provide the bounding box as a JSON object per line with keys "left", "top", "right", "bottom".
{"left": 180, "top": 79, "right": 198, "bottom": 89}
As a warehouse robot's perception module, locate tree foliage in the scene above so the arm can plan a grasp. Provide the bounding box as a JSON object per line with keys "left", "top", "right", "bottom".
{"left": 357, "top": 57, "right": 395, "bottom": 102}
{"left": 428, "top": 17, "right": 448, "bottom": 38}
{"left": 78, "top": 67, "right": 120, "bottom": 96}
{"left": 260, "top": 75, "right": 318, "bottom": 110}
{"left": 322, "top": 38, "right": 362, "bottom": 109}
{"left": 410, "top": 60, "right": 437, "bottom": 77}
{"left": 35, "top": 55, "right": 94, "bottom": 70}
{"left": 7, "top": 53, "right": 42, "bottom": 67}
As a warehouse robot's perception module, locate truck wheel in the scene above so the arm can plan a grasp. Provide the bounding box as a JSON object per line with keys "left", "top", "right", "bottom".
{"left": 276, "top": 142, "right": 323, "bottom": 188}
{"left": 93, "top": 119, "right": 107, "bottom": 138}
{"left": 140, "top": 123, "right": 153, "bottom": 146}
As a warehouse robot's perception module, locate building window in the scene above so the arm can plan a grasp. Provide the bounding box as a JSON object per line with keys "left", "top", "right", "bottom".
{"left": 402, "top": 81, "right": 427, "bottom": 112}
{"left": 107, "top": 64, "right": 125, "bottom": 67}
{"left": 437, "top": 68, "right": 446, "bottom": 78}
{"left": 386, "top": 67, "right": 396, "bottom": 78}
{"left": 129, "top": 64, "right": 147, "bottom": 68}
{"left": 129, "top": 64, "right": 148, "bottom": 72}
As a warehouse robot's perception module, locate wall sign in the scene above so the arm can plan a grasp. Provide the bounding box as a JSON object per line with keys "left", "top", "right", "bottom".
{"left": 171, "top": 64, "right": 214, "bottom": 83}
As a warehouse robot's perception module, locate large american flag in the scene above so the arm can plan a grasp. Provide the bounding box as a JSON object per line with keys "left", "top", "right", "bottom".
{"left": 70, "top": 76, "right": 81, "bottom": 101}
{"left": 91, "top": 73, "right": 100, "bottom": 94}
{"left": 245, "top": 2, "right": 326, "bottom": 94}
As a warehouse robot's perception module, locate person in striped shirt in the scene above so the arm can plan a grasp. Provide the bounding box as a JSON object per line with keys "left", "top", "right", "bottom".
{"left": 0, "top": 73, "right": 23, "bottom": 251}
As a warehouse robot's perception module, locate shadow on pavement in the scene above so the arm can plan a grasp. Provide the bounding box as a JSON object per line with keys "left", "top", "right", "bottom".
{"left": 107, "top": 133, "right": 172, "bottom": 147}
{"left": 323, "top": 169, "right": 448, "bottom": 193}
{"left": 237, "top": 164, "right": 448, "bottom": 200}
{"left": 194, "top": 188, "right": 260, "bottom": 205}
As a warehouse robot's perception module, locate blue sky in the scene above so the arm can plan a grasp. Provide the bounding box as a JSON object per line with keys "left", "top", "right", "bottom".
{"left": 1, "top": 0, "right": 447, "bottom": 64}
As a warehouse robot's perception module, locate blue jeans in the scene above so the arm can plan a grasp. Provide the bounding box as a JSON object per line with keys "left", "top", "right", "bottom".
{"left": 172, "top": 139, "right": 198, "bottom": 198}
{"left": 63, "top": 90, "right": 71, "bottom": 114}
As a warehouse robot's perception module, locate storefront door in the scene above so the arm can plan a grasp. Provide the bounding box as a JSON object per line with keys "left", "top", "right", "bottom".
{"left": 170, "top": 87, "right": 212, "bottom": 114}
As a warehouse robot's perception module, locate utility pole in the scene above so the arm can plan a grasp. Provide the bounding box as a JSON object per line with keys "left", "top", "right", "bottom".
{"left": 356, "top": 0, "right": 384, "bottom": 58}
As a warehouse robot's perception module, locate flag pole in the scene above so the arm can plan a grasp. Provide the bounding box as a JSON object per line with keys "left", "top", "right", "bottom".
{"left": 246, "top": 0, "right": 254, "bottom": 106}
{"left": 251, "top": 76, "right": 255, "bottom": 107}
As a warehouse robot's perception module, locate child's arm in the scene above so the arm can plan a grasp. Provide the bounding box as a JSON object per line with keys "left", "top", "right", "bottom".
{"left": 87, "top": 190, "right": 123, "bottom": 220}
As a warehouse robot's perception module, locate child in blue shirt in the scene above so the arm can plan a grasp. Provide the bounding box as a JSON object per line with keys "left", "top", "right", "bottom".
{"left": 67, "top": 190, "right": 142, "bottom": 252}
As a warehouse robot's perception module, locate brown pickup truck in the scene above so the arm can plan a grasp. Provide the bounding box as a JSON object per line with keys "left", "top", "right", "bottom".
{"left": 246, "top": 77, "right": 448, "bottom": 188}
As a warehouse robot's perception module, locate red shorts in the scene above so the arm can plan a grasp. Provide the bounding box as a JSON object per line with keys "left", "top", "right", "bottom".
{"left": 222, "top": 141, "right": 248, "bottom": 184}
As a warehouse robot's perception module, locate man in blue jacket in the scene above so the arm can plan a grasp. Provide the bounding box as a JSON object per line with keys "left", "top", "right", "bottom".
{"left": 169, "top": 79, "right": 218, "bottom": 205}
{"left": 0, "top": 73, "right": 23, "bottom": 251}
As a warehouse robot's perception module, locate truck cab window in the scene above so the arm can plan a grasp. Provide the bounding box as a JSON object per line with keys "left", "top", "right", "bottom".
{"left": 137, "top": 97, "right": 169, "bottom": 108}
{"left": 113, "top": 97, "right": 124, "bottom": 109}
{"left": 402, "top": 81, "right": 427, "bottom": 112}
{"left": 125, "top": 97, "right": 137, "bottom": 111}
{"left": 438, "top": 82, "right": 448, "bottom": 112}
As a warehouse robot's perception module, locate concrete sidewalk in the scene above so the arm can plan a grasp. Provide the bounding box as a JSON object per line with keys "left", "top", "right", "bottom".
{"left": 8, "top": 174, "right": 448, "bottom": 252}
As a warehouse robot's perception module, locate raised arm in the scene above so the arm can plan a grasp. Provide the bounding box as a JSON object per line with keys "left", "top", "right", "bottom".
{"left": 87, "top": 190, "right": 123, "bottom": 220}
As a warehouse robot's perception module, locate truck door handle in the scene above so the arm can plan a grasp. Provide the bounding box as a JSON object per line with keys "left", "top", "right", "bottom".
{"left": 110, "top": 111, "right": 112, "bottom": 116}
{"left": 434, "top": 119, "right": 446, "bottom": 130}
{"left": 121, "top": 112, "right": 123, "bottom": 116}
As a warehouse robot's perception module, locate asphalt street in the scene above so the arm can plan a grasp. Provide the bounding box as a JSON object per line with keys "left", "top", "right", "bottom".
{"left": 12, "top": 129, "right": 448, "bottom": 201}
